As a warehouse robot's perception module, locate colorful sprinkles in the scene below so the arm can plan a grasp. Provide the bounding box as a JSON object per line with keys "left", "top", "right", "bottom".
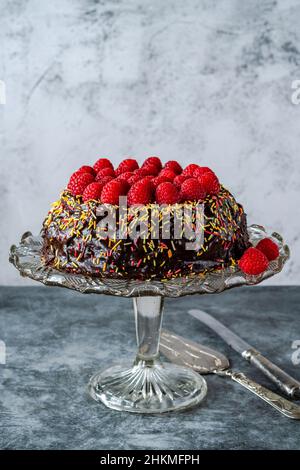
{"left": 41, "top": 185, "right": 249, "bottom": 281}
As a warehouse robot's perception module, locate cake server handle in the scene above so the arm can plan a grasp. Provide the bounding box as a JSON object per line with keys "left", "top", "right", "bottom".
{"left": 242, "top": 348, "right": 300, "bottom": 399}
{"left": 217, "top": 369, "right": 300, "bottom": 420}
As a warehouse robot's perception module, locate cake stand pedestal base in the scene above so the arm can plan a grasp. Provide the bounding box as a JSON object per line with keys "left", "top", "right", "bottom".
{"left": 88, "top": 359, "right": 207, "bottom": 414}
{"left": 88, "top": 296, "right": 207, "bottom": 413}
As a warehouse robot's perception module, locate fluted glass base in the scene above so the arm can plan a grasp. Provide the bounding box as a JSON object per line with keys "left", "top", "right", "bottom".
{"left": 88, "top": 359, "right": 207, "bottom": 413}
{"left": 88, "top": 296, "right": 207, "bottom": 413}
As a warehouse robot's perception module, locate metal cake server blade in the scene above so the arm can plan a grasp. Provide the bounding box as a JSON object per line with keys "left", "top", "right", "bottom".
{"left": 188, "top": 309, "right": 300, "bottom": 399}
{"left": 160, "top": 329, "right": 300, "bottom": 420}
{"left": 160, "top": 329, "right": 229, "bottom": 373}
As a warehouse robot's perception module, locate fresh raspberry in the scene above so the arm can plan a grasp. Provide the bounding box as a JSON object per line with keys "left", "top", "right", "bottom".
{"left": 239, "top": 247, "right": 269, "bottom": 275}
{"left": 180, "top": 178, "right": 206, "bottom": 201}
{"left": 142, "top": 156, "right": 162, "bottom": 171}
{"left": 93, "top": 158, "right": 113, "bottom": 173}
{"left": 127, "top": 180, "right": 153, "bottom": 206}
{"left": 155, "top": 182, "right": 179, "bottom": 205}
{"left": 182, "top": 164, "right": 200, "bottom": 177}
{"left": 256, "top": 238, "right": 279, "bottom": 261}
{"left": 173, "top": 174, "right": 189, "bottom": 188}
{"left": 152, "top": 175, "right": 171, "bottom": 188}
{"left": 116, "top": 172, "right": 133, "bottom": 182}
{"left": 140, "top": 175, "right": 154, "bottom": 184}
{"left": 82, "top": 182, "right": 104, "bottom": 202}
{"left": 96, "top": 167, "right": 115, "bottom": 179}
{"left": 67, "top": 172, "right": 95, "bottom": 196}
{"left": 164, "top": 160, "right": 182, "bottom": 174}
{"left": 141, "top": 163, "right": 160, "bottom": 176}
{"left": 118, "top": 180, "right": 130, "bottom": 194}
{"left": 101, "top": 180, "right": 127, "bottom": 205}
{"left": 193, "top": 166, "right": 214, "bottom": 178}
{"left": 128, "top": 173, "right": 142, "bottom": 185}
{"left": 133, "top": 168, "right": 144, "bottom": 177}
{"left": 158, "top": 169, "right": 177, "bottom": 181}
{"left": 115, "top": 158, "right": 139, "bottom": 176}
{"left": 197, "top": 171, "right": 220, "bottom": 195}
{"left": 68, "top": 169, "right": 94, "bottom": 187}
{"left": 127, "top": 168, "right": 151, "bottom": 185}
{"left": 98, "top": 175, "right": 114, "bottom": 186}
{"left": 139, "top": 167, "right": 158, "bottom": 177}
{"left": 136, "top": 177, "right": 155, "bottom": 194}
{"left": 76, "top": 165, "right": 96, "bottom": 176}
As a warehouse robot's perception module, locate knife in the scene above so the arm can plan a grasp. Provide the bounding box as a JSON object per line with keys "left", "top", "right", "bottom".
{"left": 160, "top": 329, "right": 300, "bottom": 420}
{"left": 188, "top": 309, "right": 300, "bottom": 399}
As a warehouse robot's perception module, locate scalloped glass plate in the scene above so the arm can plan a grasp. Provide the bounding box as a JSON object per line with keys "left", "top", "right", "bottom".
{"left": 8, "top": 224, "right": 290, "bottom": 413}
{"left": 9, "top": 224, "right": 289, "bottom": 298}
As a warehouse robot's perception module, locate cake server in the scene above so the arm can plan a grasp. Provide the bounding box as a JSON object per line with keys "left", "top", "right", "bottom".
{"left": 188, "top": 309, "right": 300, "bottom": 399}
{"left": 160, "top": 329, "right": 300, "bottom": 419}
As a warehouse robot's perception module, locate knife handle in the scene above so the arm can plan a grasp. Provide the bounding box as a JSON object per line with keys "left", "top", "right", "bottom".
{"left": 242, "top": 348, "right": 300, "bottom": 399}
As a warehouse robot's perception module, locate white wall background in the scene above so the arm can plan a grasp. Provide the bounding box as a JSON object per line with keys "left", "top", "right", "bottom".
{"left": 0, "top": 0, "right": 299, "bottom": 285}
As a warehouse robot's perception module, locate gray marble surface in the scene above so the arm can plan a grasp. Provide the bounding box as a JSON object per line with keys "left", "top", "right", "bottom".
{"left": 1, "top": 0, "right": 300, "bottom": 286}
{"left": 0, "top": 285, "right": 300, "bottom": 450}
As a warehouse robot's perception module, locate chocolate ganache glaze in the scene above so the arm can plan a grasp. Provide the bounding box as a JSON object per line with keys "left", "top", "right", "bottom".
{"left": 41, "top": 187, "right": 249, "bottom": 280}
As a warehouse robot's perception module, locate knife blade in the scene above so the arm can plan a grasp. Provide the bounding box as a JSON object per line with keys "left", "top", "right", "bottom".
{"left": 189, "top": 309, "right": 252, "bottom": 354}
{"left": 188, "top": 309, "right": 300, "bottom": 399}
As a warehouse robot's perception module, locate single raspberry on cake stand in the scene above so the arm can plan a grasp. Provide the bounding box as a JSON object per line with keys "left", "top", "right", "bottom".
{"left": 9, "top": 159, "right": 290, "bottom": 414}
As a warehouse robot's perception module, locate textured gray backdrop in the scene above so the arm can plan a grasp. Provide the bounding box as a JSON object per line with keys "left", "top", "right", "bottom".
{"left": 1, "top": 0, "right": 299, "bottom": 285}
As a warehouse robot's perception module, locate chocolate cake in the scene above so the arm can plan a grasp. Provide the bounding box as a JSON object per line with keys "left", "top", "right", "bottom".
{"left": 41, "top": 158, "right": 250, "bottom": 280}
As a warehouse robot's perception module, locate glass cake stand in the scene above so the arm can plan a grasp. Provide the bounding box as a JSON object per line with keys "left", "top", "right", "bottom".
{"left": 9, "top": 225, "right": 289, "bottom": 414}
